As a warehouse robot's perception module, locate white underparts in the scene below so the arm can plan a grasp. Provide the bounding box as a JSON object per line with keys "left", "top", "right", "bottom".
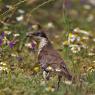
{"left": 38, "top": 37, "right": 48, "bottom": 54}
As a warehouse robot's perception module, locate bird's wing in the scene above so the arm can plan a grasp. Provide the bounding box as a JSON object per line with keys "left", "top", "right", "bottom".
{"left": 45, "top": 48, "right": 72, "bottom": 80}
{"left": 38, "top": 46, "right": 72, "bottom": 80}
{"left": 38, "top": 47, "right": 72, "bottom": 80}
{"left": 38, "top": 46, "right": 66, "bottom": 68}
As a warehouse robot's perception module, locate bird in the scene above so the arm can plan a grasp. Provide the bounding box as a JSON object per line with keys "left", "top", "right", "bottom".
{"left": 27, "top": 30, "right": 72, "bottom": 89}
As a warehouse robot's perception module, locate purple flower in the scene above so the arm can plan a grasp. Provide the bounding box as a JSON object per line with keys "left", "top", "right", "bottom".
{"left": 9, "top": 41, "right": 16, "bottom": 48}
{"left": 0, "top": 32, "right": 5, "bottom": 39}
{"left": 1, "top": 32, "right": 5, "bottom": 38}
{"left": 31, "top": 42, "right": 36, "bottom": 50}
{"left": 0, "top": 39, "right": 2, "bottom": 46}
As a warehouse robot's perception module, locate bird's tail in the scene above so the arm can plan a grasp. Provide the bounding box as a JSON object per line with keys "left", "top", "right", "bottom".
{"left": 61, "top": 65, "right": 72, "bottom": 81}
{"left": 66, "top": 73, "right": 72, "bottom": 81}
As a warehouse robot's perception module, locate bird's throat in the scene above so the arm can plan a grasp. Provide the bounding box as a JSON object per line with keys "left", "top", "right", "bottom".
{"left": 38, "top": 38, "right": 48, "bottom": 54}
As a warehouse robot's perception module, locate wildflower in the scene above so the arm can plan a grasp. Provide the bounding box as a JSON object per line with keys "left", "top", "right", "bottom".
{"left": 0, "top": 62, "right": 7, "bottom": 66}
{"left": 47, "top": 22, "right": 55, "bottom": 28}
{"left": 68, "top": 32, "right": 80, "bottom": 44}
{"left": 32, "top": 24, "right": 40, "bottom": 30}
{"left": 8, "top": 41, "right": 16, "bottom": 48}
{"left": 0, "top": 32, "right": 5, "bottom": 39}
{"left": 25, "top": 43, "right": 32, "bottom": 48}
{"left": 81, "top": 44, "right": 88, "bottom": 49}
{"left": 87, "top": 14, "right": 94, "bottom": 22}
{"left": 62, "top": 41, "right": 69, "bottom": 46}
{"left": 34, "top": 66, "right": 40, "bottom": 72}
{"left": 87, "top": 67, "right": 95, "bottom": 73}
{"left": 45, "top": 86, "right": 55, "bottom": 92}
{"left": 83, "top": 4, "right": 91, "bottom": 10}
{"left": 31, "top": 40, "right": 36, "bottom": 50}
{"left": 0, "top": 66, "right": 8, "bottom": 71}
{"left": 13, "top": 33, "right": 20, "bottom": 37}
{"left": 88, "top": 52, "right": 95, "bottom": 56}
{"left": 25, "top": 41, "right": 37, "bottom": 50}
{"left": 16, "top": 15, "right": 24, "bottom": 21}
{"left": 11, "top": 53, "right": 17, "bottom": 57}
{"left": 74, "top": 28, "right": 91, "bottom": 36}
{"left": 3, "top": 36, "right": 8, "bottom": 44}
{"left": 68, "top": 33, "right": 76, "bottom": 43}
{"left": 4, "top": 31, "right": 12, "bottom": 35}
{"left": 31, "top": 42, "right": 35, "bottom": 50}
{"left": 0, "top": 62, "right": 9, "bottom": 72}
{"left": 18, "top": 9, "right": 25, "bottom": 14}
{"left": 0, "top": 67, "right": 3, "bottom": 71}
{"left": 9, "top": 42, "right": 14, "bottom": 48}
{"left": 70, "top": 45, "right": 81, "bottom": 53}
{"left": 82, "top": 36, "right": 89, "bottom": 40}
{"left": 55, "top": 35, "right": 59, "bottom": 39}
{"left": 93, "top": 38, "right": 95, "bottom": 42}
{"left": 77, "top": 36, "right": 80, "bottom": 42}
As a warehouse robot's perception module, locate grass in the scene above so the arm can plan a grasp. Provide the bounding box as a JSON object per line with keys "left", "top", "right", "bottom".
{"left": 0, "top": 0, "right": 95, "bottom": 95}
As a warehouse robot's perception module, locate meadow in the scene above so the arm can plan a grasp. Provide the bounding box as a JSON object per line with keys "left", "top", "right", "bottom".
{"left": 0, "top": 0, "right": 95, "bottom": 95}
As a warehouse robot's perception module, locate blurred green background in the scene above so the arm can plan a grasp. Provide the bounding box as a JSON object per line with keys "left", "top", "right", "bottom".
{"left": 0, "top": 0, "right": 95, "bottom": 95}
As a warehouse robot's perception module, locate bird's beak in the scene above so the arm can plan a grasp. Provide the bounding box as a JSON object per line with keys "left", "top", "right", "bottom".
{"left": 26, "top": 32, "right": 34, "bottom": 37}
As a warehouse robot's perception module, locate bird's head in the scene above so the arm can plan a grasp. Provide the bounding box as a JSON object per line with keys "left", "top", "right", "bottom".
{"left": 26, "top": 31, "right": 48, "bottom": 40}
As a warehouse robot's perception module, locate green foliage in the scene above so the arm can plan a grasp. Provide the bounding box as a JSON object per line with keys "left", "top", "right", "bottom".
{"left": 0, "top": 0, "right": 95, "bottom": 95}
